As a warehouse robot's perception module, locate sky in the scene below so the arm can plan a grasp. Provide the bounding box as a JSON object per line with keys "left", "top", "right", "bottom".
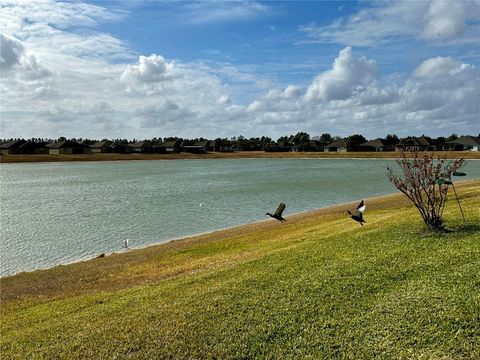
{"left": 1, "top": 0, "right": 479, "bottom": 140}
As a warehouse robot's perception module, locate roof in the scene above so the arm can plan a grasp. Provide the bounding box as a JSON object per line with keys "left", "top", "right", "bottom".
{"left": 156, "top": 140, "right": 181, "bottom": 147}
{"left": 324, "top": 139, "right": 347, "bottom": 148}
{"left": 0, "top": 140, "right": 26, "bottom": 149}
{"left": 447, "top": 136, "right": 480, "bottom": 146}
{"left": 194, "top": 140, "right": 209, "bottom": 147}
{"left": 46, "top": 140, "right": 83, "bottom": 149}
{"left": 129, "top": 141, "right": 151, "bottom": 148}
{"left": 360, "top": 138, "right": 386, "bottom": 147}
{"left": 90, "top": 140, "right": 113, "bottom": 148}
{"left": 399, "top": 136, "right": 431, "bottom": 146}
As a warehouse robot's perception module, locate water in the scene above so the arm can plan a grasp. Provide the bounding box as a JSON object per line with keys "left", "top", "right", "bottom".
{"left": 1, "top": 158, "right": 479, "bottom": 277}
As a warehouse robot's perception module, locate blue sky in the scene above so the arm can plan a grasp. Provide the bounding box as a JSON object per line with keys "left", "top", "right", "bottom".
{"left": 1, "top": 0, "right": 479, "bottom": 139}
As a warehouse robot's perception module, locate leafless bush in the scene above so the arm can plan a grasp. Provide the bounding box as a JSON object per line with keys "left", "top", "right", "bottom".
{"left": 387, "top": 151, "right": 465, "bottom": 231}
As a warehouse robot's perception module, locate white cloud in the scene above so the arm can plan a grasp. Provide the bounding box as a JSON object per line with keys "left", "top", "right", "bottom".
{"left": 121, "top": 55, "right": 175, "bottom": 84}
{"left": 1, "top": 0, "right": 478, "bottom": 140}
{"left": 182, "top": 1, "right": 272, "bottom": 25}
{"left": 299, "top": 0, "right": 480, "bottom": 46}
{"left": 305, "top": 47, "right": 377, "bottom": 101}
{"left": 422, "top": 0, "right": 467, "bottom": 39}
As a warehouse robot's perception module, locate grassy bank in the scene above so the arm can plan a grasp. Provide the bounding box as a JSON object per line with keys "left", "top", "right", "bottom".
{"left": 1, "top": 181, "right": 479, "bottom": 359}
{"left": 1, "top": 150, "right": 480, "bottom": 163}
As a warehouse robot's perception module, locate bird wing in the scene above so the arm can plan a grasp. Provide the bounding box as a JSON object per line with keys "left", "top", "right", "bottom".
{"left": 356, "top": 200, "right": 366, "bottom": 213}
{"left": 274, "top": 202, "right": 286, "bottom": 217}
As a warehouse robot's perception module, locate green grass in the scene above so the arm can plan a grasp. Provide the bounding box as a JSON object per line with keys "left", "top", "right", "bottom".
{"left": 1, "top": 182, "right": 479, "bottom": 359}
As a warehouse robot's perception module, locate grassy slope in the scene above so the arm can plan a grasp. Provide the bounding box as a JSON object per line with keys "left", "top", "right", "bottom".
{"left": 1, "top": 150, "right": 480, "bottom": 163}
{"left": 1, "top": 181, "right": 479, "bottom": 359}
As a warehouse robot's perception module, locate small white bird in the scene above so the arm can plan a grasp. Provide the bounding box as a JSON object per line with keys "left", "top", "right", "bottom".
{"left": 123, "top": 238, "right": 129, "bottom": 249}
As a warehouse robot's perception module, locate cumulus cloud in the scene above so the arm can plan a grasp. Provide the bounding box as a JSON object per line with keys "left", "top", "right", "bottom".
{"left": 121, "top": 55, "right": 175, "bottom": 84}
{"left": 422, "top": 0, "right": 467, "bottom": 39}
{"left": 305, "top": 47, "right": 377, "bottom": 101}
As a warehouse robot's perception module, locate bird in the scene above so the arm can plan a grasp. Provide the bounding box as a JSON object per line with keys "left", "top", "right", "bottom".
{"left": 266, "top": 203, "right": 287, "bottom": 222}
{"left": 347, "top": 200, "right": 366, "bottom": 226}
{"left": 123, "top": 238, "right": 129, "bottom": 249}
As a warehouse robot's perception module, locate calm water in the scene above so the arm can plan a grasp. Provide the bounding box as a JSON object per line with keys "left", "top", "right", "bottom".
{"left": 1, "top": 158, "right": 479, "bottom": 277}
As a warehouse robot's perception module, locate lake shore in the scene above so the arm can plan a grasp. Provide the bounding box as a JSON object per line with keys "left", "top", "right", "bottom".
{"left": 2, "top": 178, "right": 478, "bottom": 299}
{"left": 1, "top": 179, "right": 479, "bottom": 358}
{"left": 1, "top": 150, "right": 480, "bottom": 163}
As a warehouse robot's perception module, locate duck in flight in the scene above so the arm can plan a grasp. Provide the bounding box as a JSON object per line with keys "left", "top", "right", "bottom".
{"left": 347, "top": 200, "right": 366, "bottom": 226}
{"left": 266, "top": 203, "right": 287, "bottom": 222}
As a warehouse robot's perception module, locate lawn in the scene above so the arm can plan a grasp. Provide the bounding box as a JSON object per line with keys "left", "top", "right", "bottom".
{"left": 1, "top": 181, "right": 479, "bottom": 359}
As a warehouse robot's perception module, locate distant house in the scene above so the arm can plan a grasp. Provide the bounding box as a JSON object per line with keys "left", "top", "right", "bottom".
{"left": 154, "top": 140, "right": 182, "bottom": 153}
{"left": 129, "top": 141, "right": 152, "bottom": 153}
{"left": 219, "top": 145, "right": 234, "bottom": 152}
{"left": 292, "top": 140, "right": 324, "bottom": 152}
{"left": 264, "top": 142, "right": 293, "bottom": 152}
{"left": 182, "top": 140, "right": 210, "bottom": 153}
{"left": 46, "top": 140, "right": 85, "bottom": 154}
{"left": 90, "top": 140, "right": 113, "bottom": 153}
{"left": 360, "top": 138, "right": 390, "bottom": 152}
{"left": 445, "top": 136, "right": 480, "bottom": 151}
{"left": 1, "top": 140, "right": 26, "bottom": 155}
{"left": 110, "top": 143, "right": 132, "bottom": 153}
{"left": 324, "top": 139, "right": 347, "bottom": 152}
{"left": 206, "top": 140, "right": 218, "bottom": 152}
{"left": 395, "top": 136, "right": 434, "bottom": 152}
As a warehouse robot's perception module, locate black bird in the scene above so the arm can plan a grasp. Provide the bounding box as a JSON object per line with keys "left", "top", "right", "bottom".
{"left": 266, "top": 203, "right": 287, "bottom": 222}
{"left": 347, "top": 200, "right": 366, "bottom": 226}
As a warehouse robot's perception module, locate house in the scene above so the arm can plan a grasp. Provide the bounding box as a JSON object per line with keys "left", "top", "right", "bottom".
{"left": 46, "top": 140, "right": 85, "bottom": 154}
{"left": 182, "top": 140, "right": 210, "bottom": 153}
{"left": 395, "top": 136, "right": 434, "bottom": 152}
{"left": 264, "top": 142, "right": 293, "bottom": 152}
{"left": 292, "top": 140, "right": 324, "bottom": 152}
{"left": 445, "top": 136, "right": 480, "bottom": 151}
{"left": 360, "top": 138, "right": 390, "bottom": 152}
{"left": 110, "top": 143, "right": 132, "bottom": 153}
{"left": 324, "top": 139, "right": 347, "bottom": 152}
{"left": 129, "top": 141, "right": 152, "bottom": 153}
{"left": 154, "top": 140, "right": 182, "bottom": 153}
{"left": 90, "top": 140, "right": 113, "bottom": 153}
{"left": 1, "top": 140, "right": 26, "bottom": 155}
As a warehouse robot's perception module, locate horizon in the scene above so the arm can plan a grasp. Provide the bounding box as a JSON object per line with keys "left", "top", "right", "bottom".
{"left": 1, "top": 0, "right": 479, "bottom": 139}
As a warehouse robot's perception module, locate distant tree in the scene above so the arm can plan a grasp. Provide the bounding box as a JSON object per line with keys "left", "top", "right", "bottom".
{"left": 434, "top": 136, "right": 446, "bottom": 145}
{"left": 346, "top": 134, "right": 367, "bottom": 150}
{"left": 385, "top": 134, "right": 399, "bottom": 145}
{"left": 277, "top": 135, "right": 289, "bottom": 144}
{"left": 319, "top": 133, "right": 332, "bottom": 143}
{"left": 387, "top": 151, "right": 465, "bottom": 232}
{"left": 292, "top": 132, "right": 310, "bottom": 145}
{"left": 447, "top": 133, "right": 459, "bottom": 141}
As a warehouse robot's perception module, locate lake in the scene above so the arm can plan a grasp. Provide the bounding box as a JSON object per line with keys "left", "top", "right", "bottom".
{"left": 1, "top": 158, "right": 479, "bottom": 277}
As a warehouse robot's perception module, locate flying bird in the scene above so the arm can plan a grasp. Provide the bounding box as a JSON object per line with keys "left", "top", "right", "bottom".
{"left": 347, "top": 200, "right": 366, "bottom": 226}
{"left": 266, "top": 203, "right": 287, "bottom": 222}
{"left": 123, "top": 238, "right": 129, "bottom": 249}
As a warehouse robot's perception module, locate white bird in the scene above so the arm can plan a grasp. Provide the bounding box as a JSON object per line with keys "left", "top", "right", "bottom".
{"left": 123, "top": 238, "right": 129, "bottom": 249}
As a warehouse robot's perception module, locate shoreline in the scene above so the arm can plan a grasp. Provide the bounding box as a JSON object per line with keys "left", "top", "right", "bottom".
{"left": 1, "top": 150, "right": 480, "bottom": 164}
{"left": 3, "top": 179, "right": 478, "bottom": 280}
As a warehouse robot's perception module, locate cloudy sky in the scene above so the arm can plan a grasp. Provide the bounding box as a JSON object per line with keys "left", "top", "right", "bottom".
{"left": 1, "top": 0, "right": 479, "bottom": 140}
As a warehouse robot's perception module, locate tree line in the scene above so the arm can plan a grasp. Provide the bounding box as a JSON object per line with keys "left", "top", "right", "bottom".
{"left": 0, "top": 132, "right": 474, "bottom": 150}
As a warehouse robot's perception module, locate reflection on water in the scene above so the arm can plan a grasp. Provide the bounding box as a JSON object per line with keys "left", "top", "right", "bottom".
{"left": 1, "top": 158, "right": 479, "bottom": 276}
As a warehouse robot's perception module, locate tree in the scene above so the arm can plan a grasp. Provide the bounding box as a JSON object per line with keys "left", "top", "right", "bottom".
{"left": 387, "top": 151, "right": 465, "bottom": 231}
{"left": 346, "top": 134, "right": 367, "bottom": 150}
{"left": 319, "top": 133, "right": 332, "bottom": 143}
{"left": 292, "top": 132, "right": 310, "bottom": 145}
{"left": 385, "top": 134, "right": 399, "bottom": 145}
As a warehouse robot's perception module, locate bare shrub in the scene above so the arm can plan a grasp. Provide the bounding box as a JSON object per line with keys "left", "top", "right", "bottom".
{"left": 387, "top": 151, "right": 465, "bottom": 231}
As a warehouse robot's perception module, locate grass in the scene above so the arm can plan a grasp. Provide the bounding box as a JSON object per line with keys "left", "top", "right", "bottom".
{"left": 1, "top": 150, "right": 480, "bottom": 163}
{"left": 1, "top": 181, "right": 479, "bottom": 359}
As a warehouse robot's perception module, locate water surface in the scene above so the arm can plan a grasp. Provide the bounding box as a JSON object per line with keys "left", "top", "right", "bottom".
{"left": 1, "top": 158, "right": 479, "bottom": 276}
